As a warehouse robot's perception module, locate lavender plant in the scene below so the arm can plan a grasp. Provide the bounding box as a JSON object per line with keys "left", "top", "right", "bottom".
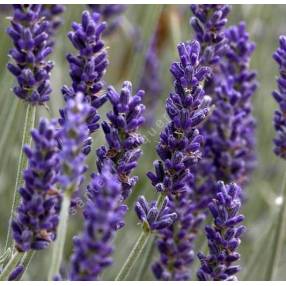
{"left": 70, "top": 162, "right": 127, "bottom": 281}
{"left": 97, "top": 81, "right": 145, "bottom": 200}
{"left": 197, "top": 181, "right": 245, "bottom": 281}
{"left": 147, "top": 41, "right": 211, "bottom": 280}
{"left": 7, "top": 4, "right": 54, "bottom": 104}
{"left": 12, "top": 119, "right": 60, "bottom": 252}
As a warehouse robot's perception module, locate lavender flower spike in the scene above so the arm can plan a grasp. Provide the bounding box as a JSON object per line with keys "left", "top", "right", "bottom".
{"left": 148, "top": 41, "right": 211, "bottom": 280}
{"left": 193, "top": 22, "right": 257, "bottom": 206}
{"left": 273, "top": 35, "right": 286, "bottom": 159}
{"left": 135, "top": 196, "right": 177, "bottom": 232}
{"left": 97, "top": 81, "right": 145, "bottom": 200}
{"left": 40, "top": 5, "right": 65, "bottom": 48}
{"left": 12, "top": 118, "right": 60, "bottom": 252}
{"left": 190, "top": 4, "right": 230, "bottom": 66}
{"left": 70, "top": 162, "right": 127, "bottom": 281}
{"left": 7, "top": 4, "right": 54, "bottom": 104}
{"left": 197, "top": 181, "right": 245, "bottom": 281}
{"left": 62, "top": 10, "right": 108, "bottom": 110}
{"left": 88, "top": 4, "right": 126, "bottom": 35}
{"left": 58, "top": 93, "right": 91, "bottom": 192}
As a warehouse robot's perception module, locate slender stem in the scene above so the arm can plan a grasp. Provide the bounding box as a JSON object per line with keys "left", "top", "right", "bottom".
{"left": 48, "top": 193, "right": 70, "bottom": 281}
{"left": 115, "top": 231, "right": 151, "bottom": 281}
{"left": 0, "top": 252, "right": 23, "bottom": 281}
{"left": 115, "top": 194, "right": 165, "bottom": 281}
{"left": 0, "top": 99, "right": 18, "bottom": 153}
{"left": 265, "top": 171, "right": 286, "bottom": 280}
{"left": 135, "top": 236, "right": 155, "bottom": 280}
{"left": 15, "top": 250, "right": 35, "bottom": 281}
{"left": 4, "top": 104, "right": 36, "bottom": 253}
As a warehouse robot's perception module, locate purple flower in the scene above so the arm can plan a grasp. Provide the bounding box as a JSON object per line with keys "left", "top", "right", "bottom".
{"left": 6, "top": 4, "right": 54, "bottom": 104}
{"left": 192, "top": 22, "right": 257, "bottom": 208}
{"left": 190, "top": 4, "right": 230, "bottom": 66}
{"left": 96, "top": 81, "right": 145, "bottom": 200}
{"left": 88, "top": 4, "right": 126, "bottom": 35}
{"left": 58, "top": 94, "right": 91, "bottom": 192}
{"left": 70, "top": 162, "right": 127, "bottom": 281}
{"left": 12, "top": 118, "right": 61, "bottom": 252}
{"left": 147, "top": 40, "right": 211, "bottom": 280}
{"left": 139, "top": 35, "right": 162, "bottom": 127}
{"left": 8, "top": 265, "right": 24, "bottom": 281}
{"left": 62, "top": 11, "right": 108, "bottom": 109}
{"left": 197, "top": 181, "right": 245, "bottom": 281}
{"left": 135, "top": 196, "right": 177, "bottom": 232}
{"left": 273, "top": 35, "right": 286, "bottom": 159}
{"left": 40, "top": 5, "right": 65, "bottom": 48}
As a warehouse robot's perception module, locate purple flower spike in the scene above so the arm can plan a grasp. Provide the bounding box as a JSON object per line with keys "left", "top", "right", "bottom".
{"left": 40, "top": 5, "right": 65, "bottom": 48}
{"left": 139, "top": 36, "right": 162, "bottom": 126}
{"left": 63, "top": 10, "right": 108, "bottom": 109}
{"left": 58, "top": 94, "right": 91, "bottom": 192}
{"left": 97, "top": 81, "right": 145, "bottom": 200}
{"left": 88, "top": 4, "right": 126, "bottom": 35}
{"left": 190, "top": 4, "right": 230, "bottom": 66}
{"left": 135, "top": 196, "right": 177, "bottom": 232}
{"left": 149, "top": 40, "right": 211, "bottom": 280}
{"left": 197, "top": 181, "right": 245, "bottom": 281}
{"left": 7, "top": 4, "right": 54, "bottom": 104}
{"left": 12, "top": 119, "right": 61, "bottom": 252}
{"left": 70, "top": 162, "right": 127, "bottom": 281}
{"left": 193, "top": 22, "right": 257, "bottom": 207}
{"left": 273, "top": 35, "right": 286, "bottom": 159}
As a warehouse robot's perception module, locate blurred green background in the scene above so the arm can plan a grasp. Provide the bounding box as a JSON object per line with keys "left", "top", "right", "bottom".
{"left": 0, "top": 4, "right": 286, "bottom": 281}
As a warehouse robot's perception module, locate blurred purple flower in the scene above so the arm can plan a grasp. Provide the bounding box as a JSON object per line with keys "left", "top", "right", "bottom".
{"left": 7, "top": 4, "right": 54, "bottom": 104}
{"left": 70, "top": 162, "right": 127, "bottom": 280}
{"left": 273, "top": 35, "right": 286, "bottom": 159}
{"left": 97, "top": 81, "right": 145, "bottom": 200}
{"left": 8, "top": 265, "right": 24, "bottom": 281}
{"left": 12, "top": 119, "right": 60, "bottom": 252}
{"left": 58, "top": 94, "right": 91, "bottom": 192}
{"left": 197, "top": 181, "right": 245, "bottom": 281}
{"left": 139, "top": 36, "right": 162, "bottom": 127}
{"left": 193, "top": 22, "right": 257, "bottom": 209}
{"left": 40, "top": 5, "right": 65, "bottom": 48}
{"left": 88, "top": 4, "right": 126, "bottom": 35}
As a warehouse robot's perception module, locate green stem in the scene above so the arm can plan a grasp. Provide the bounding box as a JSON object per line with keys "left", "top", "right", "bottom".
{"left": 265, "top": 171, "right": 286, "bottom": 280}
{"left": 0, "top": 252, "right": 23, "bottom": 281}
{"left": 135, "top": 236, "right": 155, "bottom": 280}
{"left": 115, "top": 194, "right": 165, "bottom": 281}
{"left": 115, "top": 231, "right": 151, "bottom": 281}
{"left": 15, "top": 250, "right": 35, "bottom": 281}
{"left": 0, "top": 99, "right": 18, "bottom": 153}
{"left": 4, "top": 104, "right": 36, "bottom": 253}
{"left": 48, "top": 193, "right": 70, "bottom": 280}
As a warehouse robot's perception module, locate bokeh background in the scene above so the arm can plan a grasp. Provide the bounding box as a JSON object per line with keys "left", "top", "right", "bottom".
{"left": 0, "top": 4, "right": 285, "bottom": 281}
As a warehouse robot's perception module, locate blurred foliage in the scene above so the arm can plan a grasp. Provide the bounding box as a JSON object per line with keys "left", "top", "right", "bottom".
{"left": 0, "top": 4, "right": 286, "bottom": 281}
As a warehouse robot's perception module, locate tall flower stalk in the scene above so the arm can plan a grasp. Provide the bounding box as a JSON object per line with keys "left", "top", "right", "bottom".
{"left": 48, "top": 94, "right": 91, "bottom": 280}
{"left": 70, "top": 162, "right": 127, "bottom": 280}
{"left": 148, "top": 40, "right": 210, "bottom": 280}
{"left": 5, "top": 4, "right": 55, "bottom": 255}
